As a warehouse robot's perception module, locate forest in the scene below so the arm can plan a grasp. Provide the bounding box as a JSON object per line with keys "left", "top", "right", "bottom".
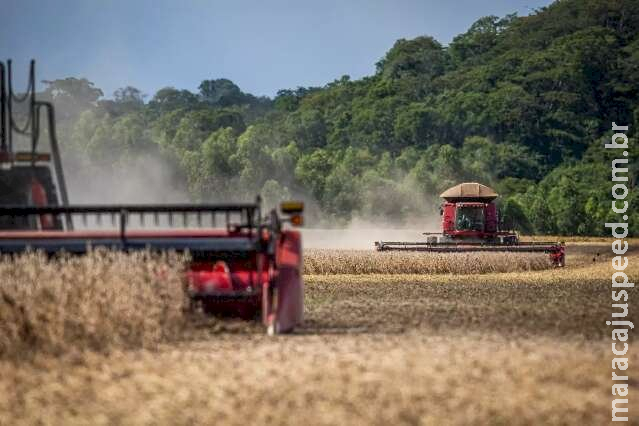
{"left": 34, "top": 0, "right": 639, "bottom": 234}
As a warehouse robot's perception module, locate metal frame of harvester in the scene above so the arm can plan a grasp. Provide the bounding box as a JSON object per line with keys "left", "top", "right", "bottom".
{"left": 0, "top": 60, "right": 71, "bottom": 225}
{"left": 0, "top": 60, "right": 304, "bottom": 334}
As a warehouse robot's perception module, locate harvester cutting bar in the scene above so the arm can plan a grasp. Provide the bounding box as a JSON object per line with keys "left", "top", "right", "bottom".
{"left": 0, "top": 203, "right": 259, "bottom": 227}
{"left": 376, "top": 241, "right": 561, "bottom": 251}
{"left": 0, "top": 235, "right": 259, "bottom": 258}
{"left": 0, "top": 203, "right": 259, "bottom": 216}
{"left": 375, "top": 241, "right": 565, "bottom": 266}
{"left": 0, "top": 203, "right": 262, "bottom": 256}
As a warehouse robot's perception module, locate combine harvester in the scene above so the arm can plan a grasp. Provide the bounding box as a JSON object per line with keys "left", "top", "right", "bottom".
{"left": 0, "top": 60, "right": 304, "bottom": 334}
{"left": 375, "top": 182, "right": 565, "bottom": 266}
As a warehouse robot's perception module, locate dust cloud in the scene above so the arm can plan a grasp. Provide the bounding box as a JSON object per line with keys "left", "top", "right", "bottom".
{"left": 301, "top": 216, "right": 441, "bottom": 250}
{"left": 60, "top": 153, "right": 443, "bottom": 238}
{"left": 64, "top": 156, "right": 189, "bottom": 205}
{"left": 60, "top": 154, "right": 192, "bottom": 230}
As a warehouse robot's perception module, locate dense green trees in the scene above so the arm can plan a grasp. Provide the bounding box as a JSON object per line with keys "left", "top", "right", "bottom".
{"left": 47, "top": 0, "right": 637, "bottom": 234}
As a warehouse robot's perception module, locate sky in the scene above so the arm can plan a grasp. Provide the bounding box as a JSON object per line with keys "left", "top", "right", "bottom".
{"left": 1, "top": 0, "right": 554, "bottom": 99}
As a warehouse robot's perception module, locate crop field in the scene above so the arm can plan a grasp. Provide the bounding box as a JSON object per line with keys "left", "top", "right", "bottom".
{"left": 0, "top": 251, "right": 187, "bottom": 359}
{"left": 0, "top": 242, "right": 637, "bottom": 425}
{"left": 304, "top": 250, "right": 553, "bottom": 274}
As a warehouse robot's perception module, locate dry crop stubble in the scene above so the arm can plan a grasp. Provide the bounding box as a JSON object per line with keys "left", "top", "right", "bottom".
{"left": 1, "top": 333, "right": 628, "bottom": 426}
{"left": 303, "top": 249, "right": 553, "bottom": 274}
{"left": 303, "top": 257, "right": 639, "bottom": 337}
{"left": 0, "top": 250, "right": 187, "bottom": 359}
{"left": 0, "top": 244, "right": 638, "bottom": 425}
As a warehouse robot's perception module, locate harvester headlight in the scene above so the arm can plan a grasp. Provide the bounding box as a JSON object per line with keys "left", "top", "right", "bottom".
{"left": 281, "top": 201, "right": 304, "bottom": 227}
{"left": 290, "top": 214, "right": 304, "bottom": 227}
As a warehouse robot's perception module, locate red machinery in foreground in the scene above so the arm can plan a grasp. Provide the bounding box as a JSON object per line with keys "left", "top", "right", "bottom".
{"left": 0, "top": 60, "right": 304, "bottom": 334}
{"left": 375, "top": 182, "right": 565, "bottom": 266}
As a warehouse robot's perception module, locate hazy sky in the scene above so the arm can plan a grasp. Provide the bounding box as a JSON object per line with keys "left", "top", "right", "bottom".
{"left": 1, "top": 0, "right": 553, "bottom": 99}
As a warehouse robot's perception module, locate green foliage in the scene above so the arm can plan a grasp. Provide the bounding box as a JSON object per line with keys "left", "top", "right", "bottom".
{"left": 170, "top": 109, "right": 245, "bottom": 153}
{"left": 97, "top": 86, "right": 146, "bottom": 116}
{"left": 499, "top": 197, "right": 533, "bottom": 234}
{"left": 516, "top": 161, "right": 638, "bottom": 235}
{"left": 393, "top": 103, "right": 440, "bottom": 149}
{"left": 376, "top": 36, "right": 447, "bottom": 80}
{"left": 148, "top": 87, "right": 199, "bottom": 115}
{"left": 295, "top": 149, "right": 333, "bottom": 200}
{"left": 50, "top": 0, "right": 638, "bottom": 233}
{"left": 449, "top": 14, "right": 516, "bottom": 66}
{"left": 41, "top": 78, "right": 103, "bottom": 120}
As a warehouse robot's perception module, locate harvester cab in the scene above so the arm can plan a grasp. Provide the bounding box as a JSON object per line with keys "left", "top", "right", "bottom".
{"left": 0, "top": 60, "right": 305, "bottom": 334}
{"left": 433, "top": 183, "right": 514, "bottom": 244}
{"left": 0, "top": 60, "right": 70, "bottom": 231}
{"left": 375, "top": 182, "right": 565, "bottom": 266}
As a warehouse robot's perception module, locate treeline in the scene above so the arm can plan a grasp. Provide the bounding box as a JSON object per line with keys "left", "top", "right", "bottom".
{"left": 39, "top": 0, "right": 639, "bottom": 234}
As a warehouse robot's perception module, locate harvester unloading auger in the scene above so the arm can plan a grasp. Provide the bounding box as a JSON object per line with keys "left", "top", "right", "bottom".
{"left": 375, "top": 182, "right": 565, "bottom": 266}
{"left": 0, "top": 60, "right": 304, "bottom": 334}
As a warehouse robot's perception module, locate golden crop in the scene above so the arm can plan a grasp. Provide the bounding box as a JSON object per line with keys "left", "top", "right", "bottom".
{"left": 0, "top": 244, "right": 603, "bottom": 361}
{"left": 0, "top": 250, "right": 187, "bottom": 359}
{"left": 0, "top": 246, "right": 635, "bottom": 425}
{"left": 304, "top": 249, "right": 553, "bottom": 274}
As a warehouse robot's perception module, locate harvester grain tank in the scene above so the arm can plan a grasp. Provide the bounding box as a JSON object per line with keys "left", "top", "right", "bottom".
{"left": 0, "top": 60, "right": 304, "bottom": 334}
{"left": 375, "top": 182, "right": 565, "bottom": 266}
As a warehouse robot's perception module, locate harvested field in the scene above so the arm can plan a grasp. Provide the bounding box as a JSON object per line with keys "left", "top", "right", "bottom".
{"left": 0, "top": 243, "right": 637, "bottom": 425}
{"left": 304, "top": 249, "right": 552, "bottom": 274}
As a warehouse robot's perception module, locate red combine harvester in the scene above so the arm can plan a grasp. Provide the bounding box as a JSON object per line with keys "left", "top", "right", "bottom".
{"left": 0, "top": 60, "right": 304, "bottom": 334}
{"left": 375, "top": 182, "right": 565, "bottom": 266}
